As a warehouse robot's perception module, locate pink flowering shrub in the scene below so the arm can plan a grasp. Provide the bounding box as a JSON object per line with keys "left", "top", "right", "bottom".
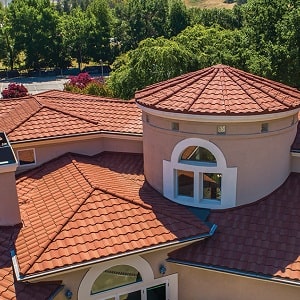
{"left": 64, "top": 72, "right": 112, "bottom": 97}
{"left": 1, "top": 83, "right": 29, "bottom": 99}
{"left": 66, "top": 72, "right": 92, "bottom": 90}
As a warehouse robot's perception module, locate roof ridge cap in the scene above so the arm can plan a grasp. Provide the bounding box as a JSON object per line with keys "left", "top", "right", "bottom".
{"left": 239, "top": 71, "right": 300, "bottom": 108}
{"left": 220, "top": 68, "right": 230, "bottom": 113}
{"left": 39, "top": 101, "right": 99, "bottom": 125}
{"left": 21, "top": 188, "right": 95, "bottom": 276}
{"left": 71, "top": 157, "right": 154, "bottom": 210}
{"left": 6, "top": 99, "right": 43, "bottom": 134}
{"left": 225, "top": 68, "right": 271, "bottom": 112}
{"left": 38, "top": 91, "right": 129, "bottom": 103}
{"left": 137, "top": 68, "right": 213, "bottom": 107}
{"left": 186, "top": 68, "right": 218, "bottom": 112}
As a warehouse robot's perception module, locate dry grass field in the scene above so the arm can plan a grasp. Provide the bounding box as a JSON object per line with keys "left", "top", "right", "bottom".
{"left": 184, "top": 0, "right": 235, "bottom": 9}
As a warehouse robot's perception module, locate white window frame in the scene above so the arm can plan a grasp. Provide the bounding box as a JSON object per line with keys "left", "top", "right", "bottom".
{"left": 163, "top": 138, "right": 237, "bottom": 209}
{"left": 78, "top": 256, "right": 178, "bottom": 300}
{"left": 17, "top": 148, "right": 36, "bottom": 166}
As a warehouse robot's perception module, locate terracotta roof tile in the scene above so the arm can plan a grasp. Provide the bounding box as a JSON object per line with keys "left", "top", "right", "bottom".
{"left": 15, "top": 152, "right": 211, "bottom": 276}
{"left": 0, "top": 226, "right": 62, "bottom": 300}
{"left": 169, "top": 172, "right": 300, "bottom": 282}
{"left": 136, "top": 65, "right": 300, "bottom": 115}
{"left": 0, "top": 91, "right": 142, "bottom": 143}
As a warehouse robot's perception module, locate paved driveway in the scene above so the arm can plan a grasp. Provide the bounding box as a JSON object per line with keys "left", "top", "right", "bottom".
{"left": 0, "top": 76, "right": 69, "bottom": 95}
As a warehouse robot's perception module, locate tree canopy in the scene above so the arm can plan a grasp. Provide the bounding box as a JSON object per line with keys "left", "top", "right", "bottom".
{"left": 0, "top": 0, "right": 299, "bottom": 100}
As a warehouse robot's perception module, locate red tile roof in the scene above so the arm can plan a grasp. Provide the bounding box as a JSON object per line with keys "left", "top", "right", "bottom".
{"left": 0, "top": 225, "right": 62, "bottom": 300}
{"left": 15, "top": 152, "right": 211, "bottom": 277}
{"left": 168, "top": 172, "right": 300, "bottom": 283}
{"left": 136, "top": 65, "right": 300, "bottom": 116}
{"left": 0, "top": 91, "right": 142, "bottom": 142}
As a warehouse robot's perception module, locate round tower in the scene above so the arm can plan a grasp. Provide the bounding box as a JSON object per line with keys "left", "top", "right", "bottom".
{"left": 136, "top": 65, "right": 300, "bottom": 209}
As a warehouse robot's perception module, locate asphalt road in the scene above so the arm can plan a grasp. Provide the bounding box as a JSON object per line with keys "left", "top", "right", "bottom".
{"left": 0, "top": 76, "right": 69, "bottom": 95}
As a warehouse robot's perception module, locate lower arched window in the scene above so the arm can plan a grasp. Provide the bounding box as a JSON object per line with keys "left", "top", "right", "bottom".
{"left": 91, "top": 265, "right": 142, "bottom": 295}
{"left": 78, "top": 256, "right": 178, "bottom": 300}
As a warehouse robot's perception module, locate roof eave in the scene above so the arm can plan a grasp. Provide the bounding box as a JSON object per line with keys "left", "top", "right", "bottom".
{"left": 166, "top": 259, "right": 300, "bottom": 287}
{"left": 10, "top": 130, "right": 143, "bottom": 146}
{"left": 12, "top": 225, "right": 216, "bottom": 282}
{"left": 137, "top": 104, "right": 300, "bottom": 123}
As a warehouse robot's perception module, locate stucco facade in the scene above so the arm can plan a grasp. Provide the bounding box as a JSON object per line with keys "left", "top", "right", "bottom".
{"left": 142, "top": 110, "right": 298, "bottom": 207}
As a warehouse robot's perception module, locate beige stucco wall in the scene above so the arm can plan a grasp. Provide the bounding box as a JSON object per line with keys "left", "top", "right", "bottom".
{"left": 171, "top": 264, "right": 300, "bottom": 300}
{"left": 143, "top": 112, "right": 297, "bottom": 206}
{"left": 0, "top": 169, "right": 21, "bottom": 225}
{"left": 12, "top": 135, "right": 142, "bottom": 172}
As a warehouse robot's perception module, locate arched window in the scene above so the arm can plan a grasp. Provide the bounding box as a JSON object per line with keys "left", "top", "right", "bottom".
{"left": 91, "top": 265, "right": 142, "bottom": 295}
{"left": 78, "top": 256, "right": 178, "bottom": 300}
{"left": 163, "top": 138, "right": 237, "bottom": 209}
{"left": 180, "top": 146, "right": 216, "bottom": 164}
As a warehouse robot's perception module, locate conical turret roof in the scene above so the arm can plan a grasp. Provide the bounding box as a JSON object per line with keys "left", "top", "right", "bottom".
{"left": 135, "top": 65, "right": 300, "bottom": 116}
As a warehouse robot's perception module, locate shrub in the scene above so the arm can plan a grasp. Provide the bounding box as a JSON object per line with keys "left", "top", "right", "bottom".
{"left": 64, "top": 72, "right": 92, "bottom": 91}
{"left": 1, "top": 83, "right": 29, "bottom": 99}
{"left": 64, "top": 72, "right": 112, "bottom": 97}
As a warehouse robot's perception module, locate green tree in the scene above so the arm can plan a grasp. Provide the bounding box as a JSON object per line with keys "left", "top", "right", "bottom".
{"left": 7, "top": 0, "right": 63, "bottom": 69}
{"left": 59, "top": 7, "right": 90, "bottom": 69}
{"left": 241, "top": 0, "right": 300, "bottom": 86}
{"left": 86, "top": 0, "right": 112, "bottom": 63}
{"left": 112, "top": 0, "right": 169, "bottom": 51}
{"left": 108, "top": 37, "right": 197, "bottom": 99}
{"left": 167, "top": 0, "right": 190, "bottom": 37}
{"left": 0, "top": 5, "right": 19, "bottom": 70}
{"left": 189, "top": 8, "right": 242, "bottom": 30}
{"left": 174, "top": 24, "right": 247, "bottom": 69}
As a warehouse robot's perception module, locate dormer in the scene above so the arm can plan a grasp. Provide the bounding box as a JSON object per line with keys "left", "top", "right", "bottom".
{"left": 136, "top": 65, "right": 300, "bottom": 209}
{"left": 0, "top": 132, "right": 21, "bottom": 225}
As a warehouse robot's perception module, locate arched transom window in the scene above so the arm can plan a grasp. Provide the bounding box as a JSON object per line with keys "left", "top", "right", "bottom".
{"left": 91, "top": 265, "right": 142, "bottom": 295}
{"left": 78, "top": 256, "right": 178, "bottom": 300}
{"left": 180, "top": 146, "right": 216, "bottom": 164}
{"left": 163, "top": 138, "right": 237, "bottom": 209}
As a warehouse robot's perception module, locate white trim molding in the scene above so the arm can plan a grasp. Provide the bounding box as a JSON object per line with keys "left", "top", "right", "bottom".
{"left": 137, "top": 104, "right": 299, "bottom": 124}
{"left": 163, "top": 138, "right": 237, "bottom": 209}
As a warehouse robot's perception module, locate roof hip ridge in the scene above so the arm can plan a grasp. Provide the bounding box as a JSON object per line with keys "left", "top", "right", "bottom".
{"left": 224, "top": 68, "right": 273, "bottom": 112}
{"left": 239, "top": 71, "right": 300, "bottom": 107}
{"left": 136, "top": 68, "right": 212, "bottom": 106}
{"left": 19, "top": 153, "right": 95, "bottom": 276}
{"left": 39, "top": 100, "right": 99, "bottom": 125}
{"left": 7, "top": 102, "right": 44, "bottom": 135}
{"left": 185, "top": 68, "right": 218, "bottom": 112}
{"left": 21, "top": 187, "right": 95, "bottom": 276}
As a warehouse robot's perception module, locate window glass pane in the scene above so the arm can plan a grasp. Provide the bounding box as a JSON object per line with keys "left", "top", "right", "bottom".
{"left": 203, "top": 173, "right": 221, "bottom": 200}
{"left": 18, "top": 149, "right": 35, "bottom": 165}
{"left": 147, "top": 283, "right": 166, "bottom": 300}
{"left": 91, "top": 265, "right": 142, "bottom": 295}
{"left": 120, "top": 290, "right": 141, "bottom": 300}
{"left": 181, "top": 146, "right": 216, "bottom": 163}
{"left": 177, "top": 170, "right": 194, "bottom": 197}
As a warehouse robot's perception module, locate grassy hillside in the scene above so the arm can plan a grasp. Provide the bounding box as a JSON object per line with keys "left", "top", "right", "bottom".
{"left": 184, "top": 0, "right": 235, "bottom": 9}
